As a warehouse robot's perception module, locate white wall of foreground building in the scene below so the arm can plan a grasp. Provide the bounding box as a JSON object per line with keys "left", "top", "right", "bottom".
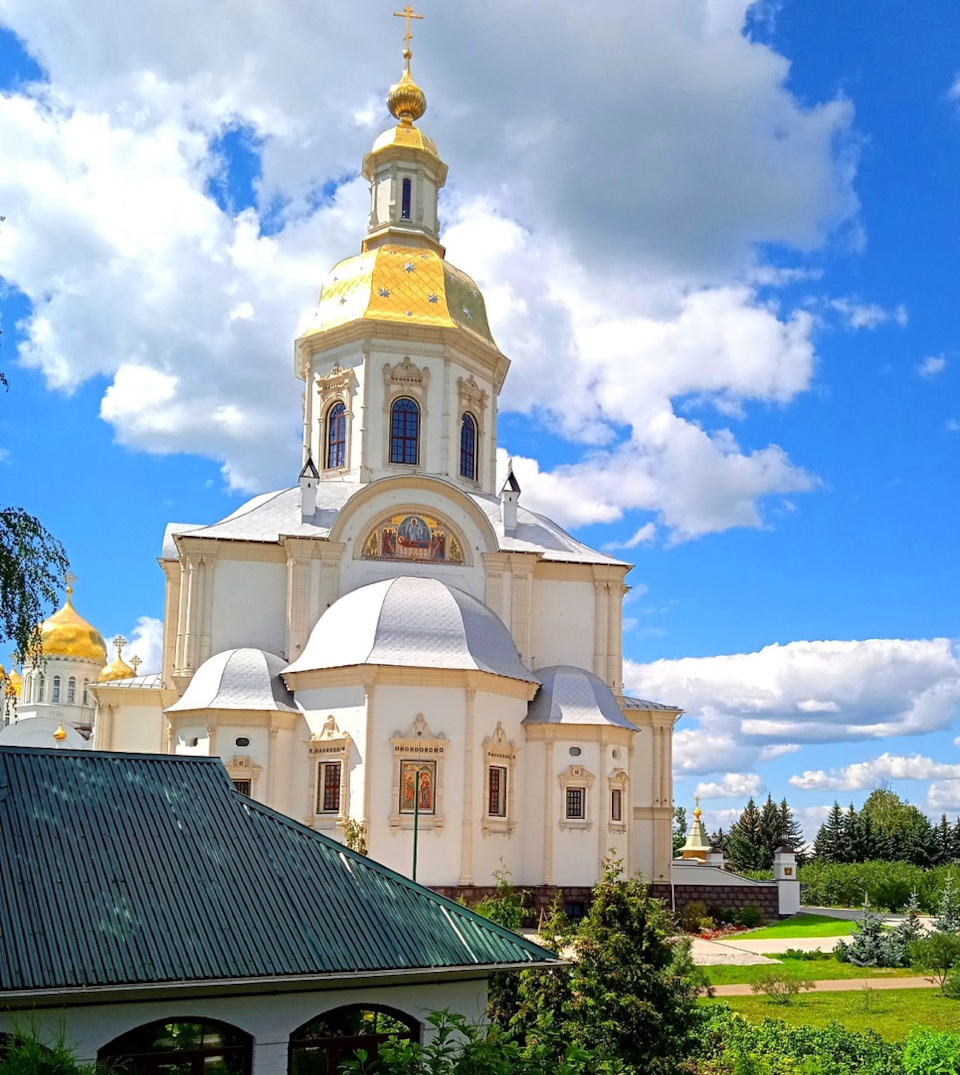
{"left": 2, "top": 978, "right": 488, "bottom": 1073}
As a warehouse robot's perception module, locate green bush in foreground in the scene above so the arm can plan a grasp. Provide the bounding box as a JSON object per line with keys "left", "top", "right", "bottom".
{"left": 901, "top": 1029, "right": 960, "bottom": 1074}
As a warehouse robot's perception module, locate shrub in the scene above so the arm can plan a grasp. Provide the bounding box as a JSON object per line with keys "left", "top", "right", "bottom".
{"left": 909, "top": 932, "right": 960, "bottom": 992}
{"left": 679, "top": 899, "right": 708, "bottom": 933}
{"left": 833, "top": 902, "right": 906, "bottom": 968}
{"left": 739, "top": 903, "right": 766, "bottom": 928}
{"left": 936, "top": 876, "right": 960, "bottom": 934}
{"left": 749, "top": 969, "right": 816, "bottom": 1005}
{"left": 776, "top": 947, "right": 832, "bottom": 962}
{"left": 902, "top": 1029, "right": 960, "bottom": 1074}
{"left": 800, "top": 860, "right": 960, "bottom": 914}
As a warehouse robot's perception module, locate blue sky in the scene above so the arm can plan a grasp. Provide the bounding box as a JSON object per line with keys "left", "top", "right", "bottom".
{"left": 1, "top": 1, "right": 958, "bottom": 838}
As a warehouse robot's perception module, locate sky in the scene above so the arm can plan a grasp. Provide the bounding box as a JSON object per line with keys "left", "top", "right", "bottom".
{"left": 0, "top": 0, "right": 958, "bottom": 839}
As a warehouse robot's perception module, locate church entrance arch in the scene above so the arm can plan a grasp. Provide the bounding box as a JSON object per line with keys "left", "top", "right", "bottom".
{"left": 288, "top": 1004, "right": 419, "bottom": 1074}
{"left": 98, "top": 1018, "right": 252, "bottom": 1074}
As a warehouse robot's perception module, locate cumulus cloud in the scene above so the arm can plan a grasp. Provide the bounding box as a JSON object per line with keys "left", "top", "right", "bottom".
{"left": 827, "top": 298, "right": 908, "bottom": 330}
{"left": 604, "top": 523, "right": 658, "bottom": 551}
{"left": 917, "top": 356, "right": 947, "bottom": 378}
{"left": 627, "top": 638, "right": 960, "bottom": 773}
{"left": 789, "top": 752, "right": 960, "bottom": 791}
{"left": 0, "top": 0, "right": 864, "bottom": 534}
{"left": 695, "top": 772, "right": 762, "bottom": 799}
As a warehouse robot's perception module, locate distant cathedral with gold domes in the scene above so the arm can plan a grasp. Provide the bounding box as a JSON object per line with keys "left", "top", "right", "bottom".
{"left": 0, "top": 577, "right": 142, "bottom": 748}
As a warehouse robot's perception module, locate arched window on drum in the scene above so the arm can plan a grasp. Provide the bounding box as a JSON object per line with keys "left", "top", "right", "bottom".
{"left": 390, "top": 397, "right": 420, "bottom": 465}
{"left": 459, "top": 412, "right": 477, "bottom": 481}
{"left": 326, "top": 401, "right": 347, "bottom": 469}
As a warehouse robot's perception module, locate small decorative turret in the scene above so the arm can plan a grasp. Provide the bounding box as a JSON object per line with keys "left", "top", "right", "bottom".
{"left": 299, "top": 456, "right": 319, "bottom": 520}
{"left": 500, "top": 461, "right": 520, "bottom": 534}
{"left": 679, "top": 798, "right": 712, "bottom": 863}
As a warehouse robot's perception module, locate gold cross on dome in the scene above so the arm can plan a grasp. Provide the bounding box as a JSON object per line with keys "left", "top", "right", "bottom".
{"left": 131, "top": 655, "right": 142, "bottom": 676}
{"left": 64, "top": 570, "right": 78, "bottom": 595}
{"left": 394, "top": 6, "right": 423, "bottom": 52}
{"left": 112, "top": 635, "right": 127, "bottom": 659}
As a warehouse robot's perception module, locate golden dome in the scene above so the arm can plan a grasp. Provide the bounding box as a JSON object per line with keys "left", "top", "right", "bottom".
{"left": 53, "top": 724, "right": 68, "bottom": 742}
{"left": 8, "top": 667, "right": 21, "bottom": 697}
{"left": 40, "top": 588, "right": 107, "bottom": 664}
{"left": 304, "top": 244, "right": 499, "bottom": 350}
{"left": 98, "top": 635, "right": 136, "bottom": 682}
{"left": 369, "top": 121, "right": 438, "bottom": 159}
{"left": 387, "top": 53, "right": 426, "bottom": 124}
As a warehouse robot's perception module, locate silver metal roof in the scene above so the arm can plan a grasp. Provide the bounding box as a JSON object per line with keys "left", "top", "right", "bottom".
{"left": 167, "top": 649, "right": 298, "bottom": 713}
{"left": 161, "top": 480, "right": 626, "bottom": 567}
{"left": 525, "top": 664, "right": 637, "bottom": 729}
{"left": 620, "top": 695, "right": 682, "bottom": 712}
{"left": 93, "top": 672, "right": 164, "bottom": 691}
{"left": 285, "top": 577, "right": 539, "bottom": 683}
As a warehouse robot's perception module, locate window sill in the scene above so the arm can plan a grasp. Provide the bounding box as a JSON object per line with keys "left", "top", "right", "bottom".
{"left": 607, "top": 822, "right": 627, "bottom": 834}
{"left": 559, "top": 819, "right": 592, "bottom": 831}
{"left": 481, "top": 817, "right": 516, "bottom": 837}
{"left": 390, "top": 815, "right": 445, "bottom": 832}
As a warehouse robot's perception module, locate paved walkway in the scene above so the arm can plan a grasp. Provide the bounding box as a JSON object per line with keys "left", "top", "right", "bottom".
{"left": 712, "top": 975, "right": 939, "bottom": 996}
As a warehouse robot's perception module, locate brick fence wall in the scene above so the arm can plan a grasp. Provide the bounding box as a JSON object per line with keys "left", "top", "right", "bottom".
{"left": 433, "top": 881, "right": 782, "bottom": 922}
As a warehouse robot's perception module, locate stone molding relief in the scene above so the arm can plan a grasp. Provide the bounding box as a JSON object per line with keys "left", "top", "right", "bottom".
{"left": 558, "top": 763, "right": 596, "bottom": 831}
{"left": 390, "top": 713, "right": 447, "bottom": 832}
{"left": 481, "top": 721, "right": 517, "bottom": 837}
{"left": 306, "top": 715, "right": 353, "bottom": 825}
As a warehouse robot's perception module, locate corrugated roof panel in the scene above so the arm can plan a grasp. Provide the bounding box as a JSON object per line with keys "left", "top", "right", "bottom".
{"left": 0, "top": 747, "right": 555, "bottom": 994}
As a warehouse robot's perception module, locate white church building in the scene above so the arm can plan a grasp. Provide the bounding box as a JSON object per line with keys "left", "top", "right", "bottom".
{"left": 14, "top": 42, "right": 684, "bottom": 903}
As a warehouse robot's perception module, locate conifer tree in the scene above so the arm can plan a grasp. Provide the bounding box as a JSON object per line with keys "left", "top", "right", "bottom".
{"left": 727, "top": 798, "right": 767, "bottom": 872}
{"left": 778, "top": 798, "right": 806, "bottom": 860}
{"left": 951, "top": 819, "right": 960, "bottom": 863}
{"left": 935, "top": 814, "right": 953, "bottom": 866}
{"left": 672, "top": 805, "right": 688, "bottom": 856}
{"left": 813, "top": 802, "right": 847, "bottom": 863}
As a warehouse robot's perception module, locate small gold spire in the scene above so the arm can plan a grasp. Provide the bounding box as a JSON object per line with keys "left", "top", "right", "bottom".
{"left": 64, "top": 570, "right": 78, "bottom": 604}
{"left": 694, "top": 795, "right": 702, "bottom": 822}
{"left": 388, "top": 7, "right": 427, "bottom": 125}
{"left": 53, "top": 724, "right": 68, "bottom": 742}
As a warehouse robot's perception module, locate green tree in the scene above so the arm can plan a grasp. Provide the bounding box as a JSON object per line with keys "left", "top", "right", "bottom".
{"left": 510, "top": 858, "right": 705, "bottom": 1075}
{"left": 777, "top": 798, "right": 806, "bottom": 861}
{"left": 861, "top": 788, "right": 937, "bottom": 866}
{"left": 672, "top": 805, "right": 688, "bottom": 856}
{"left": 727, "top": 797, "right": 768, "bottom": 872}
{"left": 813, "top": 802, "right": 847, "bottom": 863}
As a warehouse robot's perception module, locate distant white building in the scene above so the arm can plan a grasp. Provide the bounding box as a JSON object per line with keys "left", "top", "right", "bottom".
{"left": 83, "top": 44, "right": 683, "bottom": 901}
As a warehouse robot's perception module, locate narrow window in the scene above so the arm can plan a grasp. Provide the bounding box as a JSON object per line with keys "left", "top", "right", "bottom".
{"left": 82, "top": 679, "right": 89, "bottom": 705}
{"left": 232, "top": 780, "right": 252, "bottom": 797}
{"left": 611, "top": 788, "right": 623, "bottom": 822}
{"left": 401, "top": 176, "right": 412, "bottom": 220}
{"left": 488, "top": 766, "right": 507, "bottom": 817}
{"left": 459, "top": 412, "right": 477, "bottom": 480}
{"left": 52, "top": 675, "right": 61, "bottom": 703}
{"left": 390, "top": 398, "right": 420, "bottom": 465}
{"left": 565, "top": 787, "right": 586, "bottom": 820}
{"left": 67, "top": 676, "right": 76, "bottom": 704}
{"left": 326, "top": 401, "right": 347, "bottom": 469}
{"left": 24, "top": 677, "right": 31, "bottom": 704}
{"left": 318, "top": 762, "right": 342, "bottom": 814}
{"left": 38, "top": 674, "right": 44, "bottom": 702}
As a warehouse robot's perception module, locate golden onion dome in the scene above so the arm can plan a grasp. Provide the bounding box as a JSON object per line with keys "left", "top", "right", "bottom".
{"left": 387, "top": 52, "right": 426, "bottom": 124}
{"left": 368, "top": 121, "right": 438, "bottom": 159}
{"left": 98, "top": 657, "right": 136, "bottom": 683}
{"left": 40, "top": 588, "right": 107, "bottom": 664}
{"left": 304, "top": 245, "right": 499, "bottom": 350}
{"left": 8, "top": 667, "right": 21, "bottom": 697}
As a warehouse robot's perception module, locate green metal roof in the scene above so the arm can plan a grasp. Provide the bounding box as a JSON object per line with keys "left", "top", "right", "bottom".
{"left": 0, "top": 746, "right": 556, "bottom": 995}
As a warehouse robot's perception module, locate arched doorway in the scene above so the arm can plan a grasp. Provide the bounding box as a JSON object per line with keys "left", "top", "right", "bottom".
{"left": 98, "top": 1018, "right": 252, "bottom": 1074}
{"left": 288, "top": 1005, "right": 419, "bottom": 1074}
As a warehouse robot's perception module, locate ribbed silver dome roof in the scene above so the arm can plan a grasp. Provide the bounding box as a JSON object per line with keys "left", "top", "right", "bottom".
{"left": 525, "top": 665, "right": 636, "bottom": 728}
{"left": 286, "top": 576, "right": 538, "bottom": 683}
{"left": 167, "top": 649, "right": 297, "bottom": 713}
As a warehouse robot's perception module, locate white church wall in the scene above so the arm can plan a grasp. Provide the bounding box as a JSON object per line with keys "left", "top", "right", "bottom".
{"left": 15, "top": 977, "right": 489, "bottom": 1073}
{"left": 294, "top": 690, "right": 368, "bottom": 831}
{"left": 519, "top": 738, "right": 548, "bottom": 886}
{"left": 367, "top": 683, "right": 465, "bottom": 886}
{"left": 210, "top": 559, "right": 287, "bottom": 656}
{"left": 109, "top": 703, "right": 165, "bottom": 755}
{"left": 629, "top": 726, "right": 655, "bottom": 806}
{"left": 530, "top": 579, "right": 597, "bottom": 671}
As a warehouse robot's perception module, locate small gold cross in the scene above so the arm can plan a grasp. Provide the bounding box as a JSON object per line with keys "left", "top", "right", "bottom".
{"left": 394, "top": 6, "right": 424, "bottom": 51}
{"left": 131, "top": 655, "right": 142, "bottom": 676}
{"left": 64, "top": 570, "right": 78, "bottom": 595}
{"left": 112, "top": 635, "right": 127, "bottom": 659}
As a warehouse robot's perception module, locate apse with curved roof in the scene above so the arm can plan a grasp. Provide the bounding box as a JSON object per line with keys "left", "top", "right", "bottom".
{"left": 167, "top": 649, "right": 297, "bottom": 713}
{"left": 285, "top": 576, "right": 538, "bottom": 684}
{"left": 525, "top": 665, "right": 636, "bottom": 729}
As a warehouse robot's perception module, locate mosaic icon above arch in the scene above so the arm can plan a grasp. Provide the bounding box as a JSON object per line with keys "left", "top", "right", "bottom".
{"left": 361, "top": 511, "right": 464, "bottom": 564}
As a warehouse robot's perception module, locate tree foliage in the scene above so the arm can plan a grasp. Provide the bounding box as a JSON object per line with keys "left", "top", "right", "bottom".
{"left": 727, "top": 794, "right": 804, "bottom": 872}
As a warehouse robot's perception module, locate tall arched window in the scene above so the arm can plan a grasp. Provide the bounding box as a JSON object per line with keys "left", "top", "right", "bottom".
{"left": 99, "top": 1019, "right": 252, "bottom": 1075}
{"left": 289, "top": 1006, "right": 418, "bottom": 1075}
{"left": 52, "top": 675, "right": 61, "bottom": 703}
{"left": 326, "top": 402, "right": 347, "bottom": 469}
{"left": 390, "top": 398, "right": 420, "bottom": 465}
{"left": 38, "top": 674, "right": 44, "bottom": 702}
{"left": 401, "top": 176, "right": 412, "bottom": 220}
{"left": 67, "top": 676, "right": 76, "bottom": 704}
{"left": 82, "top": 679, "right": 89, "bottom": 705}
{"left": 460, "top": 412, "right": 477, "bottom": 480}
{"left": 23, "top": 677, "right": 31, "bottom": 704}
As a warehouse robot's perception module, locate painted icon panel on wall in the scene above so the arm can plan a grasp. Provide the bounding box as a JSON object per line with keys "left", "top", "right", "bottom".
{"left": 361, "top": 512, "right": 464, "bottom": 563}
{"left": 399, "top": 759, "right": 436, "bottom": 814}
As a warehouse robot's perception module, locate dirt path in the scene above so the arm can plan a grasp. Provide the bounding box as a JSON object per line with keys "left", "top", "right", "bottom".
{"left": 711, "top": 976, "right": 940, "bottom": 996}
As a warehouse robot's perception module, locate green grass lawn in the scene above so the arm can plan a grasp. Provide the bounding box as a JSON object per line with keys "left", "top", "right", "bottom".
{"left": 701, "top": 987, "right": 960, "bottom": 1040}
{"left": 705, "top": 956, "right": 917, "bottom": 987}
{"left": 743, "top": 914, "right": 856, "bottom": 940}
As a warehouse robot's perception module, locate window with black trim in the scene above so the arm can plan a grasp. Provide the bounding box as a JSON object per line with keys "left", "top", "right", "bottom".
{"left": 390, "top": 397, "right": 420, "bottom": 465}
{"left": 326, "top": 401, "right": 347, "bottom": 469}
{"left": 565, "top": 787, "right": 586, "bottom": 820}
{"left": 460, "top": 412, "right": 477, "bottom": 480}
{"left": 488, "top": 765, "right": 507, "bottom": 817}
{"left": 98, "top": 1018, "right": 252, "bottom": 1075}
{"left": 401, "top": 177, "right": 412, "bottom": 220}
{"left": 611, "top": 788, "right": 623, "bottom": 822}
{"left": 289, "top": 1006, "right": 418, "bottom": 1075}
{"left": 233, "top": 780, "right": 252, "bottom": 796}
{"left": 318, "top": 761, "right": 342, "bottom": 814}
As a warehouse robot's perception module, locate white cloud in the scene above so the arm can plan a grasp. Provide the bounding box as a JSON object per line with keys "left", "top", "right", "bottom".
{"left": 948, "top": 76, "right": 960, "bottom": 103}
{"left": 695, "top": 772, "right": 762, "bottom": 799}
{"left": 604, "top": 523, "right": 657, "bottom": 551}
{"left": 105, "top": 615, "right": 163, "bottom": 676}
{"left": 789, "top": 752, "right": 960, "bottom": 791}
{"left": 917, "top": 355, "right": 947, "bottom": 378}
{"left": 928, "top": 781, "right": 960, "bottom": 813}
{"left": 947, "top": 419, "right": 960, "bottom": 433}
{"left": 827, "top": 298, "right": 908, "bottom": 331}
{"left": 0, "top": 0, "right": 863, "bottom": 533}
{"left": 758, "top": 742, "right": 801, "bottom": 761}
{"left": 627, "top": 638, "right": 960, "bottom": 772}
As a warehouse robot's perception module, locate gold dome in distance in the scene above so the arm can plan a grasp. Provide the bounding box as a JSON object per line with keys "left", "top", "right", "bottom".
{"left": 98, "top": 634, "right": 137, "bottom": 683}
{"left": 40, "top": 586, "right": 108, "bottom": 665}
